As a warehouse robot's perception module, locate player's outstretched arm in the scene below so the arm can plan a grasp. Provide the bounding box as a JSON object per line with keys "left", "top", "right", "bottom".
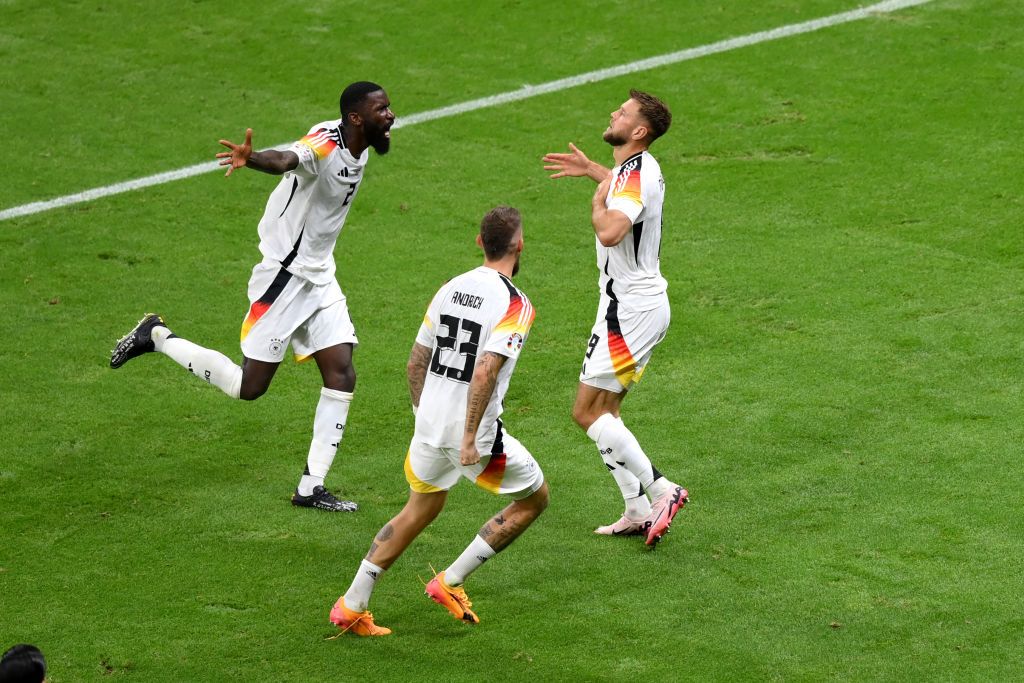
{"left": 460, "top": 352, "right": 506, "bottom": 466}
{"left": 542, "top": 143, "right": 610, "bottom": 183}
{"left": 216, "top": 128, "right": 299, "bottom": 177}
{"left": 407, "top": 342, "right": 432, "bottom": 413}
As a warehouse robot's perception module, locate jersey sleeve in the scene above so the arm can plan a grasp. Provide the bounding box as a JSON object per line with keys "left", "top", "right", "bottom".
{"left": 482, "top": 290, "right": 536, "bottom": 359}
{"left": 605, "top": 163, "right": 644, "bottom": 223}
{"left": 287, "top": 126, "right": 339, "bottom": 178}
{"left": 415, "top": 286, "right": 447, "bottom": 348}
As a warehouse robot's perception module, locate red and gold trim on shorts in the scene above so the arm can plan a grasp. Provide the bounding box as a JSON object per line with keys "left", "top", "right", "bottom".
{"left": 240, "top": 268, "right": 293, "bottom": 342}
{"left": 474, "top": 453, "right": 507, "bottom": 494}
{"left": 474, "top": 420, "right": 508, "bottom": 493}
{"left": 605, "top": 298, "right": 637, "bottom": 388}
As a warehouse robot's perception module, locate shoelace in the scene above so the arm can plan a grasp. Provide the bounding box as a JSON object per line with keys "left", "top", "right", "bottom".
{"left": 449, "top": 586, "right": 472, "bottom": 609}
{"left": 422, "top": 565, "right": 472, "bottom": 608}
{"left": 326, "top": 610, "right": 379, "bottom": 640}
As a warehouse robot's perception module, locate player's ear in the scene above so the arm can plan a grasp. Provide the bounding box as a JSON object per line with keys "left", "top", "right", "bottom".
{"left": 476, "top": 234, "right": 484, "bottom": 250}
{"left": 632, "top": 124, "right": 649, "bottom": 141}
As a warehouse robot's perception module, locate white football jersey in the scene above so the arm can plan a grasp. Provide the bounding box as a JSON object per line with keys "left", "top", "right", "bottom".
{"left": 255, "top": 119, "right": 368, "bottom": 285}
{"left": 414, "top": 266, "right": 536, "bottom": 451}
{"left": 598, "top": 150, "right": 668, "bottom": 311}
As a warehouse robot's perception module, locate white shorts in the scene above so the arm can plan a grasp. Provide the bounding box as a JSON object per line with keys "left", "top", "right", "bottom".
{"left": 404, "top": 426, "right": 544, "bottom": 500}
{"left": 579, "top": 294, "right": 669, "bottom": 393}
{"left": 239, "top": 263, "right": 358, "bottom": 363}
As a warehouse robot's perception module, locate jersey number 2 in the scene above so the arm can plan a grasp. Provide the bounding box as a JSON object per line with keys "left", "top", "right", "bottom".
{"left": 341, "top": 181, "right": 359, "bottom": 207}
{"left": 430, "top": 314, "right": 482, "bottom": 383}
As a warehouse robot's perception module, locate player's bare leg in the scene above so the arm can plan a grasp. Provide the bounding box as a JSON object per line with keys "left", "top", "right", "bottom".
{"left": 475, "top": 482, "right": 550, "bottom": 553}
{"left": 427, "top": 482, "right": 550, "bottom": 623}
{"left": 332, "top": 490, "right": 447, "bottom": 635}
{"left": 572, "top": 382, "right": 624, "bottom": 429}
{"left": 312, "top": 342, "right": 357, "bottom": 392}
{"left": 239, "top": 356, "right": 279, "bottom": 400}
{"left": 364, "top": 490, "right": 449, "bottom": 569}
{"left": 293, "top": 342, "right": 359, "bottom": 511}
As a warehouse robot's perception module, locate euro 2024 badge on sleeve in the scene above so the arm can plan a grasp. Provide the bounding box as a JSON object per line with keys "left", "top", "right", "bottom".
{"left": 506, "top": 332, "right": 523, "bottom": 353}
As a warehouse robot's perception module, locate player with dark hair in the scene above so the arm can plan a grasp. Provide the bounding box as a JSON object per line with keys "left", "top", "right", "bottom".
{"left": 0, "top": 644, "right": 46, "bottom": 683}
{"left": 111, "top": 81, "right": 395, "bottom": 512}
{"left": 330, "top": 206, "right": 548, "bottom": 636}
{"left": 543, "top": 90, "right": 688, "bottom": 546}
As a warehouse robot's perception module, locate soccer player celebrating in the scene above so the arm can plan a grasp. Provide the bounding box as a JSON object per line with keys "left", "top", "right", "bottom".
{"left": 543, "top": 90, "right": 688, "bottom": 546}
{"left": 110, "top": 82, "right": 395, "bottom": 512}
{"left": 330, "top": 206, "right": 548, "bottom": 636}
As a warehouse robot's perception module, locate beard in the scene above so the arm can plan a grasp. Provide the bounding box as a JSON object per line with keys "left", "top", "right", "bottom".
{"left": 512, "top": 252, "right": 521, "bottom": 277}
{"left": 602, "top": 128, "right": 627, "bottom": 146}
{"left": 366, "top": 125, "right": 391, "bottom": 154}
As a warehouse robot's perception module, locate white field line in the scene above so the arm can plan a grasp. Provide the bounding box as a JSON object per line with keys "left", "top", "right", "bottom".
{"left": 0, "top": 0, "right": 932, "bottom": 222}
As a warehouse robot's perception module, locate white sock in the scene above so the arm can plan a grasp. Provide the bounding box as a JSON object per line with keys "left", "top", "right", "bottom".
{"left": 298, "top": 388, "right": 353, "bottom": 496}
{"left": 586, "top": 413, "right": 656, "bottom": 491}
{"left": 444, "top": 535, "right": 496, "bottom": 587}
{"left": 153, "top": 327, "right": 242, "bottom": 399}
{"left": 587, "top": 416, "right": 650, "bottom": 518}
{"left": 343, "top": 559, "right": 384, "bottom": 613}
{"left": 625, "top": 495, "right": 652, "bottom": 521}
{"left": 647, "top": 477, "right": 673, "bottom": 500}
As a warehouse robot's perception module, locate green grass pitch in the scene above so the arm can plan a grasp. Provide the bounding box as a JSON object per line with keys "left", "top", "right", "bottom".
{"left": 2, "top": 0, "right": 1023, "bottom": 680}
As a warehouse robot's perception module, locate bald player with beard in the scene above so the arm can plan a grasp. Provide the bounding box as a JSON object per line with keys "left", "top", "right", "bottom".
{"left": 111, "top": 82, "right": 395, "bottom": 513}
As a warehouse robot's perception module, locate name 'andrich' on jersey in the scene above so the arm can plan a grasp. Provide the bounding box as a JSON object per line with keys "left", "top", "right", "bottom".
{"left": 452, "top": 291, "right": 485, "bottom": 309}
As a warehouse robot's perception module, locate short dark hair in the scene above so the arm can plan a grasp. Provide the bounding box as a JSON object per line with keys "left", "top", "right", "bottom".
{"left": 480, "top": 206, "right": 522, "bottom": 260}
{"left": 339, "top": 81, "right": 384, "bottom": 118}
{"left": 629, "top": 89, "right": 672, "bottom": 142}
{"left": 0, "top": 644, "right": 46, "bottom": 683}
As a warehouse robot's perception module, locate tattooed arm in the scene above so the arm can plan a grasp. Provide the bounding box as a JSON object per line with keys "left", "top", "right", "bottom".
{"left": 407, "top": 342, "right": 432, "bottom": 412}
{"left": 460, "top": 351, "right": 506, "bottom": 466}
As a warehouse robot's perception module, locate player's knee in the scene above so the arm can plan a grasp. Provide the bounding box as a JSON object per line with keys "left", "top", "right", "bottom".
{"left": 238, "top": 383, "right": 267, "bottom": 401}
{"left": 534, "top": 485, "right": 550, "bottom": 514}
{"left": 324, "top": 364, "right": 356, "bottom": 392}
{"left": 521, "top": 484, "right": 550, "bottom": 518}
{"left": 572, "top": 404, "right": 596, "bottom": 430}
{"left": 238, "top": 374, "right": 272, "bottom": 401}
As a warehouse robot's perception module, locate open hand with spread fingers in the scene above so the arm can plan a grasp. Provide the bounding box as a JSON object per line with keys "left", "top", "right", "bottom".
{"left": 542, "top": 142, "right": 593, "bottom": 179}
{"left": 216, "top": 127, "right": 254, "bottom": 177}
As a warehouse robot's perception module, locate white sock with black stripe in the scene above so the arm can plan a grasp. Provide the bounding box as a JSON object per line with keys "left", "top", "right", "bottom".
{"left": 343, "top": 559, "right": 384, "bottom": 613}
{"left": 444, "top": 535, "right": 496, "bottom": 587}
{"left": 298, "top": 387, "right": 353, "bottom": 496}
{"left": 152, "top": 327, "right": 242, "bottom": 399}
{"left": 593, "top": 429, "right": 651, "bottom": 520}
{"left": 586, "top": 414, "right": 658, "bottom": 510}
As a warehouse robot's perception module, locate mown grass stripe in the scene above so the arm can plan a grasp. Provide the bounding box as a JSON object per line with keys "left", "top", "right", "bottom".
{"left": 0, "top": 0, "right": 932, "bottom": 222}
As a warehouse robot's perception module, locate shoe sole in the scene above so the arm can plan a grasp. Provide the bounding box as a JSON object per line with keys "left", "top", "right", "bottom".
{"left": 594, "top": 523, "right": 646, "bottom": 536}
{"left": 291, "top": 494, "right": 358, "bottom": 512}
{"left": 646, "top": 488, "right": 689, "bottom": 547}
